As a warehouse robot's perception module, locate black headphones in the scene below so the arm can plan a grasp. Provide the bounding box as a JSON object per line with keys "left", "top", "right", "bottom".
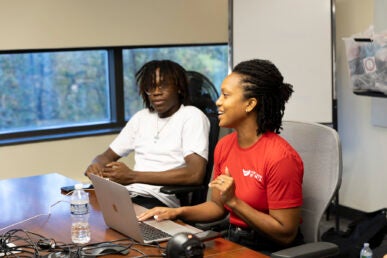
{"left": 166, "top": 232, "right": 205, "bottom": 258}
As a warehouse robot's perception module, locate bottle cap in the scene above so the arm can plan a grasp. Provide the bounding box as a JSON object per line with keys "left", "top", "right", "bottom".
{"left": 74, "top": 184, "right": 83, "bottom": 190}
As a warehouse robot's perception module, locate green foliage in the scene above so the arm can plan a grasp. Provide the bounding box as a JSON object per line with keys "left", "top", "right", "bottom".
{"left": 0, "top": 51, "right": 110, "bottom": 131}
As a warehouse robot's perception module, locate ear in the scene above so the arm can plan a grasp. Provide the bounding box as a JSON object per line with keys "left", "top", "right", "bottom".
{"left": 245, "top": 98, "right": 257, "bottom": 113}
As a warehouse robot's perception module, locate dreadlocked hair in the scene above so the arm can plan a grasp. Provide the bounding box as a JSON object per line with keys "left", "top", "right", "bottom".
{"left": 233, "top": 59, "right": 294, "bottom": 135}
{"left": 135, "top": 60, "right": 190, "bottom": 111}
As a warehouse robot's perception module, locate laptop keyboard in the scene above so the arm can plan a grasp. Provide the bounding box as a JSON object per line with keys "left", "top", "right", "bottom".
{"left": 139, "top": 222, "right": 171, "bottom": 242}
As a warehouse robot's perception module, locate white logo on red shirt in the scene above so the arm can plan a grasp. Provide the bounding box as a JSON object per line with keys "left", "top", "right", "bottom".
{"left": 242, "top": 169, "right": 263, "bottom": 182}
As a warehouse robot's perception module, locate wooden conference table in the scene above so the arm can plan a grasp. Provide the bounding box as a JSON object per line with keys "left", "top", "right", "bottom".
{"left": 0, "top": 173, "right": 268, "bottom": 257}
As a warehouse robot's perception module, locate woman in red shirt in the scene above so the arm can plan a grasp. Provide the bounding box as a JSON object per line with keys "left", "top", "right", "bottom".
{"left": 138, "top": 59, "right": 304, "bottom": 253}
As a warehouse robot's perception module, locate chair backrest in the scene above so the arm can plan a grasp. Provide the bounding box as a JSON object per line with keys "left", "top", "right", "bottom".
{"left": 280, "top": 121, "right": 342, "bottom": 243}
{"left": 186, "top": 70, "right": 219, "bottom": 116}
{"left": 187, "top": 71, "right": 220, "bottom": 205}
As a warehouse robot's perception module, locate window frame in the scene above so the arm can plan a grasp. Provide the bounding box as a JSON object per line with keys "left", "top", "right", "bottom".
{"left": 0, "top": 43, "right": 227, "bottom": 146}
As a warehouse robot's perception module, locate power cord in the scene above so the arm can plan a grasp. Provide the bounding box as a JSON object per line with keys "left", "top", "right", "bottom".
{"left": 0, "top": 229, "right": 76, "bottom": 257}
{"left": 0, "top": 191, "right": 73, "bottom": 233}
{"left": 1, "top": 230, "right": 166, "bottom": 258}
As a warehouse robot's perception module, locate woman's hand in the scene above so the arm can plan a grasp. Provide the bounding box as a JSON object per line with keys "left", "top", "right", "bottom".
{"left": 137, "top": 207, "right": 181, "bottom": 222}
{"left": 208, "top": 167, "right": 237, "bottom": 207}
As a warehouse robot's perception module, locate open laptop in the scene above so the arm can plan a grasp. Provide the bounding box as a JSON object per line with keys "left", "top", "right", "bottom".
{"left": 89, "top": 174, "right": 202, "bottom": 244}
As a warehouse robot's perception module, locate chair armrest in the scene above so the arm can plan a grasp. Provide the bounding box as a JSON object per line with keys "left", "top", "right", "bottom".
{"left": 160, "top": 185, "right": 203, "bottom": 195}
{"left": 160, "top": 185, "right": 206, "bottom": 206}
{"left": 270, "top": 242, "right": 339, "bottom": 258}
{"left": 194, "top": 214, "right": 230, "bottom": 232}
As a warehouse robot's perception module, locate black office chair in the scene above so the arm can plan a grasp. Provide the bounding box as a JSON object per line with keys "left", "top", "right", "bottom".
{"left": 160, "top": 71, "right": 220, "bottom": 206}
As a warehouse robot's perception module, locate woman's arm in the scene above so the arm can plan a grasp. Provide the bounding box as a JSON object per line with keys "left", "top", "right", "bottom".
{"left": 137, "top": 173, "right": 230, "bottom": 223}
{"left": 137, "top": 199, "right": 226, "bottom": 223}
{"left": 212, "top": 169, "right": 301, "bottom": 245}
{"left": 227, "top": 198, "right": 301, "bottom": 245}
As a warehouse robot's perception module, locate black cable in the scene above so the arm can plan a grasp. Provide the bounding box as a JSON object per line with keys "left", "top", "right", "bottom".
{"left": 0, "top": 229, "right": 79, "bottom": 257}
{"left": 1, "top": 229, "right": 166, "bottom": 258}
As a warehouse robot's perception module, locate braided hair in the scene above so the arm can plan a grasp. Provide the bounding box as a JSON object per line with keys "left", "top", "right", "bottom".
{"left": 135, "top": 60, "right": 190, "bottom": 112}
{"left": 233, "top": 59, "right": 294, "bottom": 135}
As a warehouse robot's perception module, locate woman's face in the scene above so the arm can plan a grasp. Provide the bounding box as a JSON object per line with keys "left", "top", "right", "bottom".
{"left": 147, "top": 69, "right": 181, "bottom": 118}
{"left": 216, "top": 73, "right": 252, "bottom": 128}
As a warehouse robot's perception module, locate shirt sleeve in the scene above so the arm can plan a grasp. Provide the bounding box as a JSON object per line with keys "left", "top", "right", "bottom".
{"left": 266, "top": 154, "right": 304, "bottom": 209}
{"left": 109, "top": 111, "right": 141, "bottom": 157}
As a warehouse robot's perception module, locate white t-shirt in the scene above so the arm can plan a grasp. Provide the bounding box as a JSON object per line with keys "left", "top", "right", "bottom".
{"left": 110, "top": 105, "right": 210, "bottom": 207}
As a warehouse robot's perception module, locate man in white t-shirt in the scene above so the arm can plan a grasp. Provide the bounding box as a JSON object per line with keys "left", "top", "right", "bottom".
{"left": 85, "top": 60, "right": 210, "bottom": 208}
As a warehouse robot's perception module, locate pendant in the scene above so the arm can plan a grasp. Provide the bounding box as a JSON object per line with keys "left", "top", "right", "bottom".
{"left": 154, "top": 133, "right": 159, "bottom": 143}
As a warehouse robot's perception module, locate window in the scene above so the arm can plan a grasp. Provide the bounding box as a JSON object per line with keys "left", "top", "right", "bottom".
{"left": 0, "top": 44, "right": 228, "bottom": 145}
{"left": 0, "top": 50, "right": 110, "bottom": 133}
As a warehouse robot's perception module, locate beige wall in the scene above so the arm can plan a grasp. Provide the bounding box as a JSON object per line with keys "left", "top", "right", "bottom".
{"left": 0, "top": 0, "right": 228, "bottom": 50}
{"left": 1, "top": 135, "right": 120, "bottom": 182}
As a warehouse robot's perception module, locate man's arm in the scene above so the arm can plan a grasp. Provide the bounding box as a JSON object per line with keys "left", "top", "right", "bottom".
{"left": 102, "top": 152, "right": 207, "bottom": 186}
{"left": 84, "top": 148, "right": 121, "bottom": 177}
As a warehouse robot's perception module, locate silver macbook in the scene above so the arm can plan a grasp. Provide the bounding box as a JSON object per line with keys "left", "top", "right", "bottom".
{"left": 89, "top": 174, "right": 202, "bottom": 244}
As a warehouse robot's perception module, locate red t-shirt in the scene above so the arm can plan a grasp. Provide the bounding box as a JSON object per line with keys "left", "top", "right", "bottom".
{"left": 213, "top": 131, "right": 304, "bottom": 228}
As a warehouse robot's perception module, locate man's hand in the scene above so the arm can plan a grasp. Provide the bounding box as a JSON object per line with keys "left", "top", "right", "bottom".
{"left": 84, "top": 148, "right": 121, "bottom": 179}
{"left": 102, "top": 161, "right": 137, "bottom": 184}
{"left": 84, "top": 163, "right": 104, "bottom": 178}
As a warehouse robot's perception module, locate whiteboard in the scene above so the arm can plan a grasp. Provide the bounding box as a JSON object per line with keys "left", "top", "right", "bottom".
{"left": 231, "top": 0, "right": 333, "bottom": 123}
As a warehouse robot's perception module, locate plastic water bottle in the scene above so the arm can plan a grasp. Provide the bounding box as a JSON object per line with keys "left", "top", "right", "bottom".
{"left": 70, "top": 184, "right": 91, "bottom": 244}
{"left": 360, "top": 243, "right": 373, "bottom": 258}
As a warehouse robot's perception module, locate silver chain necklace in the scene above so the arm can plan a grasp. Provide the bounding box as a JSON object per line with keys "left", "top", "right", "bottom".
{"left": 154, "top": 116, "right": 171, "bottom": 143}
